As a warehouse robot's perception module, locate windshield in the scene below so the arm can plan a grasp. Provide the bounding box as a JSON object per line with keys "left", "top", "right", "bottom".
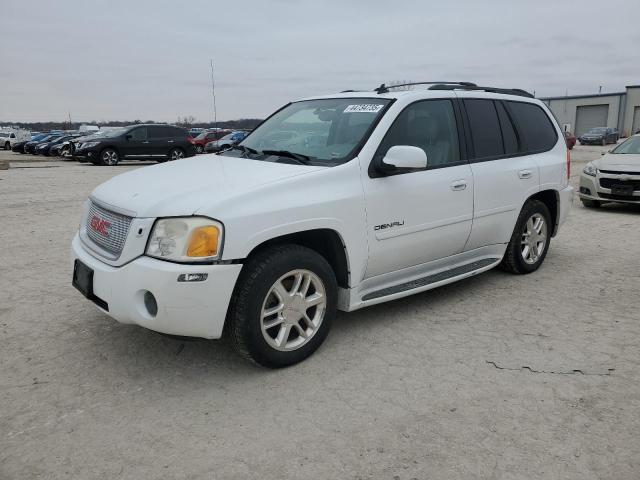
{"left": 232, "top": 98, "right": 392, "bottom": 165}
{"left": 611, "top": 136, "right": 640, "bottom": 154}
{"left": 587, "top": 128, "right": 607, "bottom": 134}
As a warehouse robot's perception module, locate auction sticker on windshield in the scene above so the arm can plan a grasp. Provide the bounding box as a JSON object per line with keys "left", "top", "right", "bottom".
{"left": 344, "top": 104, "right": 385, "bottom": 113}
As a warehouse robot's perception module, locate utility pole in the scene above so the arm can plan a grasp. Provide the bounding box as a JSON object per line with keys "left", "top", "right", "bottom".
{"left": 598, "top": 85, "right": 602, "bottom": 94}
{"left": 210, "top": 59, "right": 217, "bottom": 130}
{"left": 68, "top": 111, "right": 72, "bottom": 129}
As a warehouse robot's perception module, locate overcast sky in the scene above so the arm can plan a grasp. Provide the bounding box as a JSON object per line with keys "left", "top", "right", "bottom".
{"left": 1, "top": 0, "right": 638, "bottom": 123}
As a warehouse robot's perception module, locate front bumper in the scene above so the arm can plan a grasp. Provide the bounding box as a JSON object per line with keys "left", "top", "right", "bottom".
{"left": 578, "top": 172, "right": 640, "bottom": 204}
{"left": 73, "top": 146, "right": 100, "bottom": 160}
{"left": 71, "top": 233, "right": 242, "bottom": 339}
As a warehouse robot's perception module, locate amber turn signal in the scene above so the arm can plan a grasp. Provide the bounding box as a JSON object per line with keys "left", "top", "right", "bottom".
{"left": 186, "top": 226, "right": 220, "bottom": 257}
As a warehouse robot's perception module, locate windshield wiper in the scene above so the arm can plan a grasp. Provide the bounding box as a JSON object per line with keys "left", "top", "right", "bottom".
{"left": 227, "top": 145, "right": 259, "bottom": 156}
{"left": 261, "top": 149, "right": 313, "bottom": 165}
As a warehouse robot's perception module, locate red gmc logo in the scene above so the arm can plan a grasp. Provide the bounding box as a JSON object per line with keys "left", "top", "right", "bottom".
{"left": 90, "top": 215, "right": 112, "bottom": 237}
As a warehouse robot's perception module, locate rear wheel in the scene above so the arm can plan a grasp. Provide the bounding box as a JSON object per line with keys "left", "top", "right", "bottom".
{"left": 581, "top": 198, "right": 601, "bottom": 208}
{"left": 499, "top": 200, "right": 552, "bottom": 274}
{"left": 99, "top": 148, "right": 119, "bottom": 166}
{"left": 227, "top": 245, "right": 337, "bottom": 368}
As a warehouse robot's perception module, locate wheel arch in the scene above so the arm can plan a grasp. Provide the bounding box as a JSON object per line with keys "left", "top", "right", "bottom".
{"left": 526, "top": 189, "right": 559, "bottom": 236}
{"left": 243, "top": 228, "right": 351, "bottom": 289}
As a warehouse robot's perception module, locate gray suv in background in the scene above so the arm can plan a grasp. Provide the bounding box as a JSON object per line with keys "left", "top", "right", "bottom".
{"left": 74, "top": 124, "right": 196, "bottom": 166}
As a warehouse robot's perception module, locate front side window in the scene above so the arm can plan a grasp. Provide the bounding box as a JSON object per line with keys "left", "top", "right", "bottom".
{"left": 236, "top": 98, "right": 392, "bottom": 165}
{"left": 375, "top": 99, "right": 460, "bottom": 168}
{"left": 130, "top": 128, "right": 147, "bottom": 141}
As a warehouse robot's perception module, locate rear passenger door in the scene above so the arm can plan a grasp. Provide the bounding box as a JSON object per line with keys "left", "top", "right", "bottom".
{"left": 461, "top": 97, "right": 540, "bottom": 250}
{"left": 123, "top": 127, "right": 149, "bottom": 158}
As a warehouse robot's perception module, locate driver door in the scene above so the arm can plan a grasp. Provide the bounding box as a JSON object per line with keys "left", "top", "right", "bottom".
{"left": 361, "top": 99, "right": 474, "bottom": 278}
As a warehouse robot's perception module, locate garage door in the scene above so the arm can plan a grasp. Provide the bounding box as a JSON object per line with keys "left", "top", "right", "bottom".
{"left": 575, "top": 104, "right": 609, "bottom": 137}
{"left": 632, "top": 106, "right": 640, "bottom": 134}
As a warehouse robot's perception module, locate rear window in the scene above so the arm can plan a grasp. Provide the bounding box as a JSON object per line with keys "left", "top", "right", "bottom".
{"left": 506, "top": 101, "right": 558, "bottom": 152}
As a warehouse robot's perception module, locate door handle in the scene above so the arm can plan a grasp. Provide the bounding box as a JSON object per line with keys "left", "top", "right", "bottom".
{"left": 450, "top": 180, "right": 467, "bottom": 191}
{"left": 167, "top": 140, "right": 174, "bottom": 143}
{"left": 518, "top": 169, "right": 533, "bottom": 179}
{"left": 142, "top": 141, "right": 149, "bottom": 144}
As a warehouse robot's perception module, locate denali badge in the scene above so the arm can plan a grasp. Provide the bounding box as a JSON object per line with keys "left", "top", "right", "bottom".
{"left": 90, "top": 215, "right": 112, "bottom": 237}
{"left": 374, "top": 221, "right": 405, "bottom": 231}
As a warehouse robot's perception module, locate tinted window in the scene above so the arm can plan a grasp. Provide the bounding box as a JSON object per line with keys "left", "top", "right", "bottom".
{"left": 506, "top": 101, "right": 557, "bottom": 152}
{"left": 376, "top": 99, "right": 460, "bottom": 168}
{"left": 148, "top": 126, "right": 167, "bottom": 139}
{"left": 495, "top": 101, "right": 518, "bottom": 155}
{"left": 464, "top": 99, "right": 504, "bottom": 159}
{"left": 130, "top": 128, "right": 147, "bottom": 141}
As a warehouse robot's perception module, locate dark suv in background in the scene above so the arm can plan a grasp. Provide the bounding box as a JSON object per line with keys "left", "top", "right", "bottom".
{"left": 578, "top": 127, "right": 619, "bottom": 146}
{"left": 74, "top": 124, "right": 195, "bottom": 165}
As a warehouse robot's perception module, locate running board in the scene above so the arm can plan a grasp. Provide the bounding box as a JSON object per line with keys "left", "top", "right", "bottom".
{"left": 361, "top": 258, "right": 499, "bottom": 301}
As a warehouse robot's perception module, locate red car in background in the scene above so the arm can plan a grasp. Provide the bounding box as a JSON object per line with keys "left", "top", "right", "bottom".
{"left": 564, "top": 131, "right": 576, "bottom": 150}
{"left": 189, "top": 129, "right": 231, "bottom": 153}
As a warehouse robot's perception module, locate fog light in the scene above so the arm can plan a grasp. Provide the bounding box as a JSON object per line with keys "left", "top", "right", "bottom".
{"left": 144, "top": 291, "right": 158, "bottom": 317}
{"left": 177, "top": 273, "right": 208, "bottom": 282}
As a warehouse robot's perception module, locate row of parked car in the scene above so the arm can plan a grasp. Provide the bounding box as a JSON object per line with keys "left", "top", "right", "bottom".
{"left": 6, "top": 125, "right": 251, "bottom": 166}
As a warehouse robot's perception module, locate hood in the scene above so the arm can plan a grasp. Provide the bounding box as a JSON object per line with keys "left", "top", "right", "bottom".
{"left": 90, "top": 154, "right": 325, "bottom": 218}
{"left": 596, "top": 153, "right": 640, "bottom": 171}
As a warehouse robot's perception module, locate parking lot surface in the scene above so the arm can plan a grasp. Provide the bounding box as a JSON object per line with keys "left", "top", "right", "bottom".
{"left": 1, "top": 146, "right": 639, "bottom": 479}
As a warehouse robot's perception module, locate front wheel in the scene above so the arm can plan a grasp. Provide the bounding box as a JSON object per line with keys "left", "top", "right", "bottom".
{"left": 195, "top": 145, "right": 204, "bottom": 154}
{"left": 227, "top": 245, "right": 337, "bottom": 368}
{"left": 499, "top": 200, "right": 552, "bottom": 274}
{"left": 168, "top": 148, "right": 185, "bottom": 161}
{"left": 99, "top": 148, "right": 119, "bottom": 166}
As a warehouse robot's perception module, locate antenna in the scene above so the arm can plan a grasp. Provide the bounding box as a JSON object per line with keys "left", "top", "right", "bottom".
{"left": 210, "top": 59, "right": 218, "bottom": 130}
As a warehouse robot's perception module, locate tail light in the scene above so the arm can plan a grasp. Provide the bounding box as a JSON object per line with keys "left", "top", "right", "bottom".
{"left": 566, "top": 148, "right": 571, "bottom": 180}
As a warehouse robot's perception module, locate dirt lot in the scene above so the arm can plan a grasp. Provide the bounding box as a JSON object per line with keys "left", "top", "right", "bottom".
{"left": 1, "top": 146, "right": 639, "bottom": 479}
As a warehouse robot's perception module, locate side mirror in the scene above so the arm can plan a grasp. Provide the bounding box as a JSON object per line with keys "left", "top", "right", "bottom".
{"left": 381, "top": 145, "right": 428, "bottom": 171}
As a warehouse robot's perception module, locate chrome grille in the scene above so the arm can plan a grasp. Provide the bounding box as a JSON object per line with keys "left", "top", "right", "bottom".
{"left": 85, "top": 201, "right": 132, "bottom": 256}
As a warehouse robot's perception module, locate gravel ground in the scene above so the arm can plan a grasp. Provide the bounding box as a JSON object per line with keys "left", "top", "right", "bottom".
{"left": 1, "top": 146, "right": 639, "bottom": 479}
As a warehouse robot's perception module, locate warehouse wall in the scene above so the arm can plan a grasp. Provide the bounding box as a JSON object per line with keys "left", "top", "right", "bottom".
{"left": 622, "top": 86, "right": 640, "bottom": 136}
{"left": 543, "top": 95, "right": 622, "bottom": 133}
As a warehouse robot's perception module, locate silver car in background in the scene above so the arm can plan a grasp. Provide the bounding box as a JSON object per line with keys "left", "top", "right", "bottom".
{"left": 579, "top": 134, "right": 640, "bottom": 207}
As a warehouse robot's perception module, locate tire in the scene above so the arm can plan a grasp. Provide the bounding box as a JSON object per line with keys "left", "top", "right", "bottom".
{"left": 168, "top": 148, "right": 185, "bottom": 161}
{"left": 99, "top": 148, "right": 119, "bottom": 166}
{"left": 4, "top": 142, "right": 10, "bottom": 150}
{"left": 499, "top": 200, "right": 552, "bottom": 274}
{"left": 227, "top": 244, "right": 337, "bottom": 368}
{"left": 581, "top": 199, "right": 601, "bottom": 208}
{"left": 195, "top": 145, "right": 204, "bottom": 154}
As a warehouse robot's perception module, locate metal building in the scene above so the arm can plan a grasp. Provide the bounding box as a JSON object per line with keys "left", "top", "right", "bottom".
{"left": 540, "top": 85, "right": 640, "bottom": 137}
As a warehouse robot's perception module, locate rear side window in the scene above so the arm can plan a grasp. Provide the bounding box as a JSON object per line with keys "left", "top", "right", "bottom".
{"left": 506, "top": 101, "right": 557, "bottom": 152}
{"left": 495, "top": 102, "right": 518, "bottom": 155}
{"left": 130, "top": 128, "right": 147, "bottom": 141}
{"left": 464, "top": 99, "right": 503, "bottom": 159}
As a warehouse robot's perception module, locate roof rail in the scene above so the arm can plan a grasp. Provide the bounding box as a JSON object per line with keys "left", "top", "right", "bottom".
{"left": 428, "top": 84, "right": 535, "bottom": 98}
{"left": 374, "top": 81, "right": 476, "bottom": 94}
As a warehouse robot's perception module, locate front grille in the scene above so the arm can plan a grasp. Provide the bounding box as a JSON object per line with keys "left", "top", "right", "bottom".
{"left": 599, "top": 178, "right": 640, "bottom": 190}
{"left": 85, "top": 201, "right": 132, "bottom": 256}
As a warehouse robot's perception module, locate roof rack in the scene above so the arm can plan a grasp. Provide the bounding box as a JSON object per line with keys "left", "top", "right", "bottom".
{"left": 428, "top": 84, "right": 535, "bottom": 98}
{"left": 374, "top": 82, "right": 476, "bottom": 94}
{"left": 373, "top": 81, "right": 535, "bottom": 99}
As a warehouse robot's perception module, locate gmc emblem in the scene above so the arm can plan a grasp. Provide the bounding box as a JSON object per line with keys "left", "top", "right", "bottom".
{"left": 90, "top": 215, "right": 112, "bottom": 237}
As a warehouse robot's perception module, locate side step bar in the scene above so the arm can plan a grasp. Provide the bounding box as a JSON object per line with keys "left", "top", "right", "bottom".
{"left": 361, "top": 258, "right": 499, "bottom": 301}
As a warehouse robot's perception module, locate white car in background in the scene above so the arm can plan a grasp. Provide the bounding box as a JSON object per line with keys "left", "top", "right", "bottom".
{"left": 0, "top": 129, "right": 30, "bottom": 150}
{"left": 579, "top": 134, "right": 640, "bottom": 207}
{"left": 72, "top": 81, "right": 573, "bottom": 367}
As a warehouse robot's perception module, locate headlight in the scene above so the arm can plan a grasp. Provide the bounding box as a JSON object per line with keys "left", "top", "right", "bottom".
{"left": 146, "top": 217, "right": 223, "bottom": 262}
{"left": 583, "top": 162, "right": 597, "bottom": 177}
{"left": 82, "top": 141, "right": 100, "bottom": 148}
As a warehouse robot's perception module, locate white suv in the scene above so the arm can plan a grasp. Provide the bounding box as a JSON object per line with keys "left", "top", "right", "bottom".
{"left": 71, "top": 82, "right": 573, "bottom": 367}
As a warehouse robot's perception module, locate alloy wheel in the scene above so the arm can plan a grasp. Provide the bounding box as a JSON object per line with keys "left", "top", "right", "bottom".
{"left": 170, "top": 149, "right": 185, "bottom": 161}
{"left": 260, "top": 269, "right": 326, "bottom": 352}
{"left": 521, "top": 213, "right": 547, "bottom": 265}
{"left": 102, "top": 150, "right": 118, "bottom": 166}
